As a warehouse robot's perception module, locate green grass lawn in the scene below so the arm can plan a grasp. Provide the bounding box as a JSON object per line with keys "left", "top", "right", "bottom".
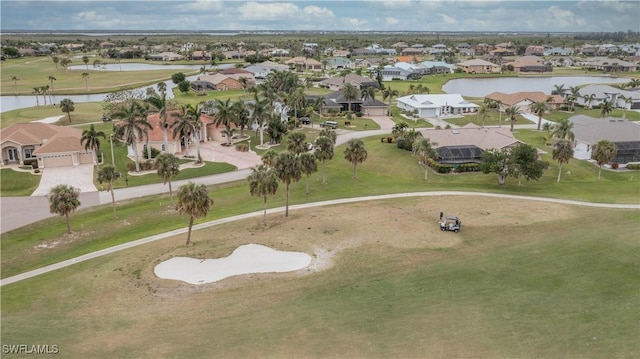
{"left": 0, "top": 169, "right": 41, "bottom": 196}
{"left": 1, "top": 198, "right": 638, "bottom": 358}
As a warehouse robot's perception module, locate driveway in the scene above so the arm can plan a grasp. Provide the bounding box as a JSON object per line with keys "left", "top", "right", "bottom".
{"left": 198, "top": 141, "right": 262, "bottom": 170}
{"left": 31, "top": 164, "right": 98, "bottom": 196}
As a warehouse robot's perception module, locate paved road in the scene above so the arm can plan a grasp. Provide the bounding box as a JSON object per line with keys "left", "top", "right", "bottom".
{"left": 2, "top": 191, "right": 638, "bottom": 287}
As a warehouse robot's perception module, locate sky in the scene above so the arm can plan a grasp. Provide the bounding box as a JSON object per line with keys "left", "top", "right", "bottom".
{"left": 1, "top": 0, "right": 639, "bottom": 33}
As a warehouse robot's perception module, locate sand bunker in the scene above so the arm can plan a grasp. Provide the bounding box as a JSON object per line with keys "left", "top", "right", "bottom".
{"left": 154, "top": 244, "right": 312, "bottom": 284}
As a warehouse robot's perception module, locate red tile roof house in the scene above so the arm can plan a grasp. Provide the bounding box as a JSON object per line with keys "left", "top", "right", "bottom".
{"left": 420, "top": 124, "right": 522, "bottom": 165}
{"left": 284, "top": 57, "right": 323, "bottom": 71}
{"left": 0, "top": 123, "right": 95, "bottom": 168}
{"left": 486, "top": 92, "right": 565, "bottom": 113}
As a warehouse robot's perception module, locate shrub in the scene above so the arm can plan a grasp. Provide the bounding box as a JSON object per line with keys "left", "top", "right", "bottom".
{"left": 454, "top": 163, "right": 479, "bottom": 172}
{"left": 235, "top": 143, "right": 249, "bottom": 152}
{"left": 427, "top": 158, "right": 453, "bottom": 173}
{"left": 625, "top": 163, "right": 640, "bottom": 170}
{"left": 23, "top": 158, "right": 38, "bottom": 168}
{"left": 396, "top": 138, "right": 406, "bottom": 149}
{"left": 355, "top": 112, "right": 363, "bottom": 117}
{"left": 34, "top": 169, "right": 40, "bottom": 174}
{"left": 142, "top": 146, "right": 160, "bottom": 159}
{"left": 611, "top": 162, "right": 619, "bottom": 169}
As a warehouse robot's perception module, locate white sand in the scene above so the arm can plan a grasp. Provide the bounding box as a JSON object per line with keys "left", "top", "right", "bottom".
{"left": 33, "top": 115, "right": 65, "bottom": 124}
{"left": 154, "top": 244, "right": 312, "bottom": 285}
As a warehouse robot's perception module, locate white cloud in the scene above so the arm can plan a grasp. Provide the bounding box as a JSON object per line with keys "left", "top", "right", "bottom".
{"left": 439, "top": 13, "right": 457, "bottom": 25}
{"left": 376, "top": 0, "right": 414, "bottom": 9}
{"left": 385, "top": 16, "right": 399, "bottom": 25}
{"left": 302, "top": 5, "right": 335, "bottom": 18}
{"left": 179, "top": 0, "right": 223, "bottom": 11}
{"left": 342, "top": 17, "right": 369, "bottom": 28}
{"left": 237, "top": 1, "right": 300, "bottom": 20}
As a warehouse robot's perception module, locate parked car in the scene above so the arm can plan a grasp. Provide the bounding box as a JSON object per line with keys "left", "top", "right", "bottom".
{"left": 320, "top": 120, "right": 338, "bottom": 129}
{"left": 300, "top": 117, "right": 311, "bottom": 125}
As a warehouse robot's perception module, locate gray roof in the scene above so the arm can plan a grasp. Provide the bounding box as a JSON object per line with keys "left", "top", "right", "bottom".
{"left": 569, "top": 115, "right": 640, "bottom": 144}
{"left": 578, "top": 85, "right": 640, "bottom": 99}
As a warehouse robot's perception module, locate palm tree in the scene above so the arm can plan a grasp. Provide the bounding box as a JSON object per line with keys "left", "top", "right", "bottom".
{"left": 477, "top": 103, "right": 489, "bottom": 127}
{"left": 531, "top": 100, "right": 549, "bottom": 131}
{"left": 171, "top": 104, "right": 195, "bottom": 157}
{"left": 313, "top": 96, "right": 326, "bottom": 118}
{"left": 97, "top": 166, "right": 121, "bottom": 218}
{"left": 59, "top": 98, "right": 75, "bottom": 123}
{"left": 314, "top": 135, "right": 334, "bottom": 185}
{"left": 344, "top": 138, "right": 368, "bottom": 179}
{"left": 318, "top": 127, "right": 337, "bottom": 145}
{"left": 412, "top": 138, "right": 437, "bottom": 180}
{"left": 551, "top": 119, "right": 575, "bottom": 141}
{"left": 48, "top": 76, "right": 57, "bottom": 101}
{"left": 82, "top": 55, "right": 89, "bottom": 70}
{"left": 504, "top": 105, "right": 522, "bottom": 132}
{"left": 274, "top": 152, "right": 302, "bottom": 217}
{"left": 52, "top": 55, "right": 59, "bottom": 69}
{"left": 248, "top": 164, "right": 279, "bottom": 226}
{"left": 187, "top": 104, "right": 204, "bottom": 163}
{"left": 552, "top": 84, "right": 565, "bottom": 95}
{"left": 392, "top": 122, "right": 409, "bottom": 139}
{"left": 156, "top": 153, "right": 181, "bottom": 201}
{"left": 32, "top": 87, "right": 41, "bottom": 106}
{"left": 625, "top": 78, "right": 640, "bottom": 89}
{"left": 585, "top": 93, "right": 596, "bottom": 109}
{"left": 60, "top": 58, "right": 72, "bottom": 70}
{"left": 261, "top": 149, "right": 278, "bottom": 168}
{"left": 299, "top": 152, "right": 317, "bottom": 195}
{"left": 146, "top": 88, "right": 171, "bottom": 152}
{"left": 11, "top": 75, "right": 19, "bottom": 94}
{"left": 176, "top": 181, "right": 213, "bottom": 245}
{"left": 47, "top": 184, "right": 81, "bottom": 234}
{"left": 382, "top": 86, "right": 399, "bottom": 115}
{"left": 592, "top": 140, "right": 617, "bottom": 181}
{"left": 112, "top": 100, "right": 151, "bottom": 172}
{"left": 619, "top": 95, "right": 633, "bottom": 119}
{"left": 213, "top": 98, "right": 236, "bottom": 146}
{"left": 341, "top": 83, "right": 358, "bottom": 115}
{"left": 599, "top": 101, "right": 613, "bottom": 118}
{"left": 232, "top": 101, "right": 250, "bottom": 137}
{"left": 249, "top": 94, "right": 269, "bottom": 146}
{"left": 81, "top": 124, "right": 106, "bottom": 163}
{"left": 361, "top": 86, "right": 376, "bottom": 103}
{"left": 287, "top": 132, "right": 307, "bottom": 156}
{"left": 82, "top": 72, "right": 90, "bottom": 90}
{"left": 552, "top": 139, "right": 574, "bottom": 183}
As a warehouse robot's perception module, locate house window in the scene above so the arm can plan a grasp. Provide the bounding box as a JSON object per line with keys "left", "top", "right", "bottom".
{"left": 24, "top": 147, "right": 35, "bottom": 159}
{"left": 161, "top": 144, "right": 166, "bottom": 151}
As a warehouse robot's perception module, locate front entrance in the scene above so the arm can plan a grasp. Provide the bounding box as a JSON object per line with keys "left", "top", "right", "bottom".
{"left": 6, "top": 147, "right": 19, "bottom": 163}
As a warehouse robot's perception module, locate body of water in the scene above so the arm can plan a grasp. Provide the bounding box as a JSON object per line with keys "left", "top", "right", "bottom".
{"left": 68, "top": 63, "right": 208, "bottom": 72}
{"left": 1, "top": 63, "right": 233, "bottom": 113}
{"left": 442, "top": 76, "right": 630, "bottom": 97}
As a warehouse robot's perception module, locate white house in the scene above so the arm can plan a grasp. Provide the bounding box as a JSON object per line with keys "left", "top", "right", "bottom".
{"left": 570, "top": 115, "right": 640, "bottom": 164}
{"left": 396, "top": 94, "right": 479, "bottom": 119}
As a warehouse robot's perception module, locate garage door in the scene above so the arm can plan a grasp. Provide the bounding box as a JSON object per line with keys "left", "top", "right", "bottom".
{"left": 42, "top": 154, "right": 73, "bottom": 167}
{"left": 79, "top": 152, "right": 94, "bottom": 164}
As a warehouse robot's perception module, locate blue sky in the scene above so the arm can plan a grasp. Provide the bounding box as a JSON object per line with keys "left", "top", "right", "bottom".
{"left": 1, "top": 1, "right": 639, "bottom": 32}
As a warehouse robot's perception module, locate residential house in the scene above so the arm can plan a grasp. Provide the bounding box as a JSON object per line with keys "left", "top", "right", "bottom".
{"left": 473, "top": 43, "right": 493, "bottom": 56}
{"left": 380, "top": 65, "right": 415, "bottom": 81}
{"left": 315, "top": 91, "right": 389, "bottom": 116}
{"left": 401, "top": 48, "right": 424, "bottom": 56}
{"left": 543, "top": 47, "right": 572, "bottom": 56}
{"left": 395, "top": 55, "right": 423, "bottom": 63}
{"left": 194, "top": 71, "right": 255, "bottom": 91}
{"left": 244, "top": 61, "right": 290, "bottom": 79}
{"left": 427, "top": 44, "right": 449, "bottom": 55}
{"left": 1, "top": 123, "right": 95, "bottom": 168}
{"left": 486, "top": 92, "right": 565, "bottom": 112}
{"left": 148, "top": 52, "right": 184, "bottom": 61}
{"left": 505, "top": 59, "right": 551, "bottom": 73}
{"left": 579, "top": 45, "right": 597, "bottom": 56}
{"left": 569, "top": 115, "right": 640, "bottom": 164}
{"left": 396, "top": 94, "right": 479, "bottom": 119}
{"left": 525, "top": 45, "right": 545, "bottom": 56}
{"left": 490, "top": 47, "right": 515, "bottom": 57}
{"left": 420, "top": 124, "right": 521, "bottom": 165}
{"left": 190, "top": 50, "right": 212, "bottom": 61}
{"left": 284, "top": 56, "right": 323, "bottom": 71}
{"left": 582, "top": 57, "right": 639, "bottom": 72}
{"left": 456, "top": 59, "right": 500, "bottom": 74}
{"left": 319, "top": 74, "right": 380, "bottom": 91}
{"left": 326, "top": 57, "right": 355, "bottom": 70}
{"left": 419, "top": 60, "right": 455, "bottom": 74}
{"left": 577, "top": 85, "right": 640, "bottom": 109}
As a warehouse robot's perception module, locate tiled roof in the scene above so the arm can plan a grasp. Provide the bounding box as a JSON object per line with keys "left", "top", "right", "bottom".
{"left": 570, "top": 115, "right": 640, "bottom": 144}
{"left": 420, "top": 124, "right": 520, "bottom": 150}
{"left": 34, "top": 136, "right": 84, "bottom": 154}
{"left": 0, "top": 123, "right": 82, "bottom": 147}
{"left": 486, "top": 92, "right": 564, "bottom": 106}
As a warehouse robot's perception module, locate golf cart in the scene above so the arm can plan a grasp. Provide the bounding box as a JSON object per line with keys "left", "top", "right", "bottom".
{"left": 439, "top": 216, "right": 461, "bottom": 233}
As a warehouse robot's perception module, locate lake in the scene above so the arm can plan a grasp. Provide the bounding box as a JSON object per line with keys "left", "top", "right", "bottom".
{"left": 0, "top": 63, "right": 234, "bottom": 113}
{"left": 442, "top": 76, "right": 630, "bottom": 97}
